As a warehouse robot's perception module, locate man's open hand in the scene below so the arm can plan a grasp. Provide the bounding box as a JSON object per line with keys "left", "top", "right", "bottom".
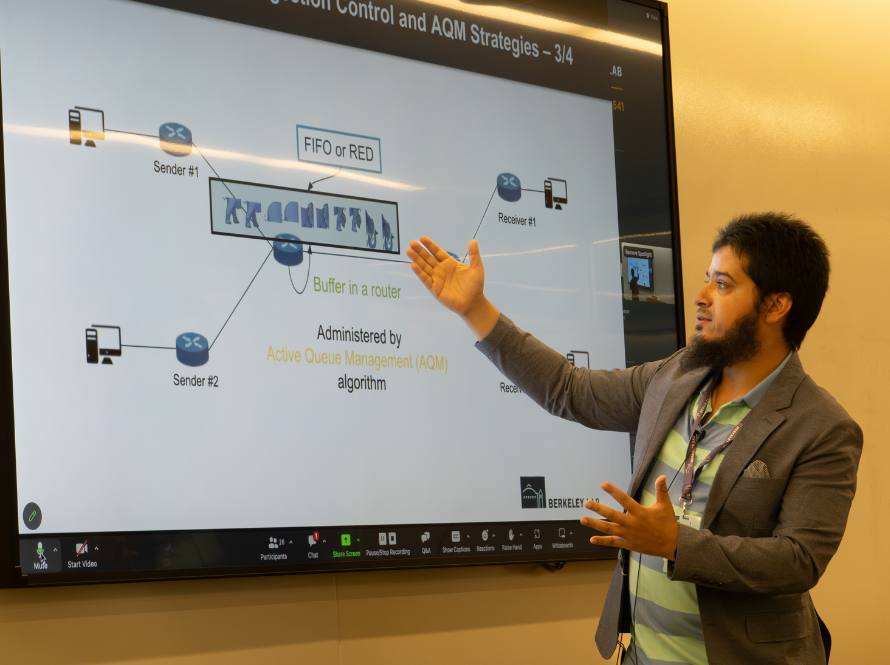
{"left": 580, "top": 475, "right": 679, "bottom": 560}
{"left": 406, "top": 236, "right": 484, "bottom": 316}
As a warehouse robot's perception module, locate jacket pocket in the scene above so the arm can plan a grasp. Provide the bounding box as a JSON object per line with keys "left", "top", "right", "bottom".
{"left": 746, "top": 608, "right": 810, "bottom": 643}
{"left": 720, "top": 477, "right": 787, "bottom": 535}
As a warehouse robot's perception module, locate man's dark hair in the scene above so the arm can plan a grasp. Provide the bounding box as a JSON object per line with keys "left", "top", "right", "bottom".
{"left": 712, "top": 212, "right": 830, "bottom": 349}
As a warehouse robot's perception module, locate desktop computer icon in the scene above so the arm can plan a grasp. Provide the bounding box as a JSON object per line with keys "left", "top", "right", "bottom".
{"left": 544, "top": 178, "right": 568, "bottom": 210}
{"left": 85, "top": 325, "right": 121, "bottom": 365}
{"left": 68, "top": 107, "right": 105, "bottom": 147}
{"left": 85, "top": 328, "right": 98, "bottom": 364}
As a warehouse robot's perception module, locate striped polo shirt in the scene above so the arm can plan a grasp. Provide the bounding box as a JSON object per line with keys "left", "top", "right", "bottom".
{"left": 623, "top": 354, "right": 791, "bottom": 665}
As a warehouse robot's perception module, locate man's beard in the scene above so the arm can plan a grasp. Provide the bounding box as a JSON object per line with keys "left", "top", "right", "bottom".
{"left": 681, "top": 308, "right": 761, "bottom": 372}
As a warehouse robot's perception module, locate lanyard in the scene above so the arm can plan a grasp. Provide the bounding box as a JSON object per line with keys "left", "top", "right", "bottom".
{"left": 680, "top": 377, "right": 745, "bottom": 517}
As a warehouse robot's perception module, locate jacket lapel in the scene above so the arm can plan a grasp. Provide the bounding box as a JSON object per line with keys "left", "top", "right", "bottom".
{"left": 701, "top": 352, "right": 806, "bottom": 529}
{"left": 629, "top": 364, "right": 709, "bottom": 497}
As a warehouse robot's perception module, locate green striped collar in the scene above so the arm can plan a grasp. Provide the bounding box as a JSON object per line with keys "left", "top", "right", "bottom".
{"left": 740, "top": 351, "right": 794, "bottom": 408}
{"left": 692, "top": 351, "right": 793, "bottom": 421}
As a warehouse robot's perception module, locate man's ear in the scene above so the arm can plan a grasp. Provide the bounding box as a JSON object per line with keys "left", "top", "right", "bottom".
{"left": 763, "top": 292, "right": 792, "bottom": 325}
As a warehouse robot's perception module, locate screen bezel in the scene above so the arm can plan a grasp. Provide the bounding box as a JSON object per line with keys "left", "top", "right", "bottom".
{"left": 0, "top": 0, "right": 684, "bottom": 586}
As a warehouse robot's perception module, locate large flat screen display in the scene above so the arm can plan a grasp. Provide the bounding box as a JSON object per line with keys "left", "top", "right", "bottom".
{"left": 0, "top": 0, "right": 682, "bottom": 584}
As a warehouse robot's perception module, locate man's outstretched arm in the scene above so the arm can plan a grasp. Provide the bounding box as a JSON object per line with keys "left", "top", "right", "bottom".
{"left": 406, "top": 235, "right": 671, "bottom": 433}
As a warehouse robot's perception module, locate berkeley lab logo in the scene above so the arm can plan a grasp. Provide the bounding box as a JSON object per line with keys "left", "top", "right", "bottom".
{"left": 520, "top": 477, "right": 546, "bottom": 509}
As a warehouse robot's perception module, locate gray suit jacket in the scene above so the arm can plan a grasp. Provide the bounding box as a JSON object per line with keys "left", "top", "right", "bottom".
{"left": 477, "top": 315, "right": 863, "bottom": 665}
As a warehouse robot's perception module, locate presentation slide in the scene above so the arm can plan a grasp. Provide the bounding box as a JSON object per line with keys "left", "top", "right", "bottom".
{"left": 1, "top": 0, "right": 676, "bottom": 578}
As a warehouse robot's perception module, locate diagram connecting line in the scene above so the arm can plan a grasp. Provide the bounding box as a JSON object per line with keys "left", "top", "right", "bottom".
{"left": 521, "top": 187, "right": 545, "bottom": 193}
{"left": 288, "top": 249, "right": 313, "bottom": 295}
{"left": 465, "top": 185, "right": 497, "bottom": 262}
{"left": 98, "top": 124, "right": 402, "bottom": 357}
{"left": 191, "top": 142, "right": 275, "bottom": 250}
{"left": 308, "top": 168, "right": 341, "bottom": 191}
{"left": 121, "top": 344, "right": 176, "bottom": 350}
{"left": 311, "top": 249, "right": 411, "bottom": 265}
{"left": 105, "top": 128, "right": 159, "bottom": 140}
{"left": 210, "top": 248, "right": 274, "bottom": 350}
{"left": 108, "top": 125, "right": 274, "bottom": 251}
{"left": 191, "top": 142, "right": 224, "bottom": 182}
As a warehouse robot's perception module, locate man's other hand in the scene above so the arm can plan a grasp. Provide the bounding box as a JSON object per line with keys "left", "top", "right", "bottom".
{"left": 580, "top": 475, "right": 679, "bottom": 560}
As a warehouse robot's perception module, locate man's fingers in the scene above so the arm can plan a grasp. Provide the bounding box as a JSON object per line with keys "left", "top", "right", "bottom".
{"left": 410, "top": 263, "right": 433, "bottom": 290}
{"left": 602, "top": 482, "right": 638, "bottom": 513}
{"left": 407, "top": 241, "right": 438, "bottom": 272}
{"left": 655, "top": 475, "right": 672, "bottom": 505}
{"left": 583, "top": 500, "right": 625, "bottom": 524}
{"left": 419, "top": 235, "right": 450, "bottom": 263}
{"left": 580, "top": 516, "right": 620, "bottom": 534}
{"left": 589, "top": 535, "right": 631, "bottom": 549}
{"left": 408, "top": 254, "right": 436, "bottom": 278}
{"left": 467, "top": 239, "right": 483, "bottom": 269}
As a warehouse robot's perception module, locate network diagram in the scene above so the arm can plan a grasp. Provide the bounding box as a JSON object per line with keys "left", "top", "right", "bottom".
{"left": 69, "top": 105, "right": 573, "bottom": 369}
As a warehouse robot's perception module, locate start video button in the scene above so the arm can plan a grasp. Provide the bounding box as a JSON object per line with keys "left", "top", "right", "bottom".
{"left": 297, "top": 125, "right": 382, "bottom": 174}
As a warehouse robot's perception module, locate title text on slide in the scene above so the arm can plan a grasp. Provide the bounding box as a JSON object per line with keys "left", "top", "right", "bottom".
{"left": 268, "top": 0, "right": 576, "bottom": 63}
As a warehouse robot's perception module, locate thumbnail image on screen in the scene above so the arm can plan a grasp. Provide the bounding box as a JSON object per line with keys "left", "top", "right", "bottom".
{"left": 627, "top": 256, "right": 653, "bottom": 289}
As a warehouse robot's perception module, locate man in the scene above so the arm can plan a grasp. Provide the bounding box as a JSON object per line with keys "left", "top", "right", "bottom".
{"left": 406, "top": 213, "right": 862, "bottom": 664}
